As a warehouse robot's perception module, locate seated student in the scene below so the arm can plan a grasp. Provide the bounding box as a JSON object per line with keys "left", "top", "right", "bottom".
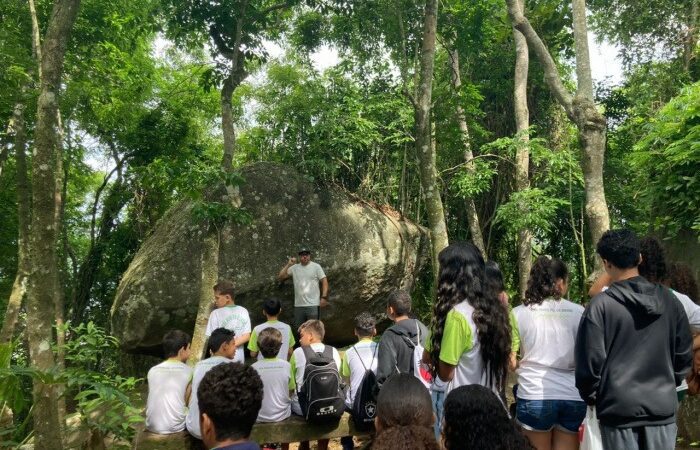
{"left": 290, "top": 320, "right": 341, "bottom": 450}
{"left": 186, "top": 328, "right": 238, "bottom": 440}
{"left": 442, "top": 385, "right": 533, "bottom": 450}
{"left": 251, "top": 328, "right": 294, "bottom": 450}
{"left": 251, "top": 327, "right": 294, "bottom": 422}
{"left": 248, "top": 298, "right": 295, "bottom": 361}
{"left": 371, "top": 373, "right": 436, "bottom": 450}
{"left": 198, "top": 362, "right": 264, "bottom": 450}
{"left": 340, "top": 312, "right": 379, "bottom": 450}
{"left": 206, "top": 280, "right": 251, "bottom": 363}
{"left": 146, "top": 330, "right": 192, "bottom": 434}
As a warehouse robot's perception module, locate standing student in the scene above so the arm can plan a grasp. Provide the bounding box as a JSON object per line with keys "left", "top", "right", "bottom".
{"left": 206, "top": 280, "right": 251, "bottom": 364}
{"left": 375, "top": 289, "right": 429, "bottom": 388}
{"left": 575, "top": 229, "right": 692, "bottom": 450}
{"left": 290, "top": 320, "right": 341, "bottom": 450}
{"left": 197, "top": 362, "right": 263, "bottom": 450}
{"left": 186, "top": 328, "right": 237, "bottom": 440}
{"left": 146, "top": 330, "right": 193, "bottom": 434}
{"left": 512, "top": 256, "right": 585, "bottom": 450}
{"left": 340, "top": 312, "right": 378, "bottom": 450}
{"left": 427, "top": 242, "right": 512, "bottom": 397}
{"left": 248, "top": 298, "right": 295, "bottom": 361}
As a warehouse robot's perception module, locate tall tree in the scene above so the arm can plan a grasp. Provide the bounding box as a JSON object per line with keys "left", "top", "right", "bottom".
{"left": 506, "top": 0, "right": 610, "bottom": 255}
{"left": 446, "top": 46, "right": 486, "bottom": 256}
{"left": 512, "top": 0, "right": 532, "bottom": 298}
{"left": 415, "top": 0, "right": 448, "bottom": 269}
{"left": 26, "top": 0, "right": 81, "bottom": 447}
{"left": 0, "top": 102, "right": 30, "bottom": 343}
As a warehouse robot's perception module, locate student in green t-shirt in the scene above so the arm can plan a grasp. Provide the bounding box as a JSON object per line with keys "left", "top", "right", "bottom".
{"left": 248, "top": 297, "right": 295, "bottom": 361}
{"left": 426, "top": 242, "right": 513, "bottom": 398}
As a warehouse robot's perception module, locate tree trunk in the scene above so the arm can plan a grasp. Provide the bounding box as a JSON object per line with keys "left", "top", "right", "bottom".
{"left": 189, "top": 232, "right": 220, "bottom": 365}
{"left": 71, "top": 180, "right": 130, "bottom": 324}
{"left": 0, "top": 145, "right": 8, "bottom": 180}
{"left": 684, "top": 0, "right": 699, "bottom": 74}
{"left": 447, "top": 47, "right": 486, "bottom": 256}
{"left": 220, "top": 76, "right": 236, "bottom": 172}
{"left": 0, "top": 103, "right": 31, "bottom": 344}
{"left": 26, "top": 0, "right": 81, "bottom": 447}
{"left": 505, "top": 0, "right": 610, "bottom": 262}
{"left": 415, "top": 0, "right": 448, "bottom": 273}
{"left": 512, "top": 0, "right": 533, "bottom": 299}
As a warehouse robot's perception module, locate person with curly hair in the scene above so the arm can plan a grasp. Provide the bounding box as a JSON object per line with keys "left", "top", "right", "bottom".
{"left": 667, "top": 262, "right": 699, "bottom": 305}
{"left": 512, "top": 256, "right": 585, "bottom": 450}
{"left": 198, "top": 362, "right": 263, "bottom": 450}
{"left": 575, "top": 229, "right": 692, "bottom": 450}
{"left": 371, "top": 373, "right": 437, "bottom": 449}
{"left": 426, "top": 242, "right": 513, "bottom": 397}
{"left": 442, "top": 384, "right": 533, "bottom": 450}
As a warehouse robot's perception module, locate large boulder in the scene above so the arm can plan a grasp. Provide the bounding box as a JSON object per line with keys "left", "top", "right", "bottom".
{"left": 111, "top": 162, "right": 430, "bottom": 353}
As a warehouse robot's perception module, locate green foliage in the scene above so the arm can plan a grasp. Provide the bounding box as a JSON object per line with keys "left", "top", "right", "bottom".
{"left": 451, "top": 159, "right": 497, "bottom": 198}
{"left": 496, "top": 188, "right": 569, "bottom": 235}
{"left": 0, "top": 323, "right": 142, "bottom": 444}
{"left": 632, "top": 81, "right": 700, "bottom": 237}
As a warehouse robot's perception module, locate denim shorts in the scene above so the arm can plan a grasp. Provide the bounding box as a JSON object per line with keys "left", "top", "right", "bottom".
{"left": 516, "top": 399, "right": 587, "bottom": 433}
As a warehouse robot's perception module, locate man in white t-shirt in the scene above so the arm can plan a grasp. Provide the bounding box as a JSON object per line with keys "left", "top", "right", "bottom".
{"left": 251, "top": 327, "right": 295, "bottom": 423}
{"left": 278, "top": 248, "right": 329, "bottom": 330}
{"left": 339, "top": 312, "right": 378, "bottom": 450}
{"left": 146, "top": 330, "right": 193, "bottom": 434}
{"left": 205, "top": 279, "right": 251, "bottom": 364}
{"left": 186, "top": 328, "right": 236, "bottom": 440}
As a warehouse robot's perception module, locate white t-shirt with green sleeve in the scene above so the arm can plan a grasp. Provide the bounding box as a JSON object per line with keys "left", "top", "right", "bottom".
{"left": 205, "top": 304, "right": 251, "bottom": 363}
{"left": 248, "top": 320, "right": 296, "bottom": 360}
{"left": 429, "top": 302, "right": 520, "bottom": 396}
{"left": 252, "top": 358, "right": 295, "bottom": 422}
{"left": 287, "top": 262, "right": 326, "bottom": 307}
{"left": 185, "top": 356, "right": 232, "bottom": 439}
{"left": 512, "top": 299, "right": 584, "bottom": 401}
{"left": 340, "top": 339, "right": 378, "bottom": 408}
{"left": 145, "top": 359, "right": 192, "bottom": 434}
{"left": 438, "top": 301, "right": 483, "bottom": 395}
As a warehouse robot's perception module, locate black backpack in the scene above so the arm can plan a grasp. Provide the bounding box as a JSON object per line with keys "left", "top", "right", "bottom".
{"left": 298, "top": 345, "right": 345, "bottom": 424}
{"left": 350, "top": 344, "right": 378, "bottom": 431}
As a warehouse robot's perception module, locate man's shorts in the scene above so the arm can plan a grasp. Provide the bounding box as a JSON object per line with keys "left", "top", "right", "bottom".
{"left": 516, "top": 399, "right": 587, "bottom": 433}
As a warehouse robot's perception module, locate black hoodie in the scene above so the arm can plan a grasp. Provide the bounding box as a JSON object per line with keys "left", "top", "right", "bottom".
{"left": 376, "top": 318, "right": 429, "bottom": 388}
{"left": 575, "top": 276, "right": 693, "bottom": 427}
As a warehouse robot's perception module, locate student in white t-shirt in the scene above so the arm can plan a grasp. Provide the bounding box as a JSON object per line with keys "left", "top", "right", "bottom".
{"left": 290, "top": 320, "right": 341, "bottom": 450}
{"left": 248, "top": 297, "right": 295, "bottom": 361}
{"left": 185, "top": 327, "right": 237, "bottom": 440}
{"left": 146, "top": 330, "right": 193, "bottom": 434}
{"left": 205, "top": 279, "right": 251, "bottom": 364}
{"left": 251, "top": 327, "right": 294, "bottom": 450}
{"left": 512, "top": 256, "right": 585, "bottom": 450}
{"left": 339, "top": 312, "right": 378, "bottom": 450}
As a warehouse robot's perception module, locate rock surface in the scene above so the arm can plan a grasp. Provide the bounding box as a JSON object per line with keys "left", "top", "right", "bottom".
{"left": 111, "top": 162, "right": 430, "bottom": 353}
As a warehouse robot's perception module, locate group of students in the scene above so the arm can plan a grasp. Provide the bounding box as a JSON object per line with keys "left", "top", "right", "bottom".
{"left": 145, "top": 229, "right": 699, "bottom": 450}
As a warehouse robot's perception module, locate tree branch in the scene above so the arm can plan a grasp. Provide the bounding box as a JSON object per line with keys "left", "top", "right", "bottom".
{"left": 505, "top": 0, "right": 575, "bottom": 118}
{"left": 259, "top": 1, "right": 291, "bottom": 15}
{"left": 209, "top": 25, "right": 236, "bottom": 59}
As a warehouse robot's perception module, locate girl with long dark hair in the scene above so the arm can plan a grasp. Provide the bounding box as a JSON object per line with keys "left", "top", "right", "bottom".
{"left": 427, "top": 242, "right": 513, "bottom": 396}
{"left": 512, "top": 256, "right": 585, "bottom": 450}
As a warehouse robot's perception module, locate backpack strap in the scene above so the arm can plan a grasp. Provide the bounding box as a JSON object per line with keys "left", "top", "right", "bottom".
{"left": 352, "top": 343, "right": 377, "bottom": 372}
{"left": 301, "top": 345, "right": 318, "bottom": 362}
{"left": 321, "top": 344, "right": 334, "bottom": 360}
